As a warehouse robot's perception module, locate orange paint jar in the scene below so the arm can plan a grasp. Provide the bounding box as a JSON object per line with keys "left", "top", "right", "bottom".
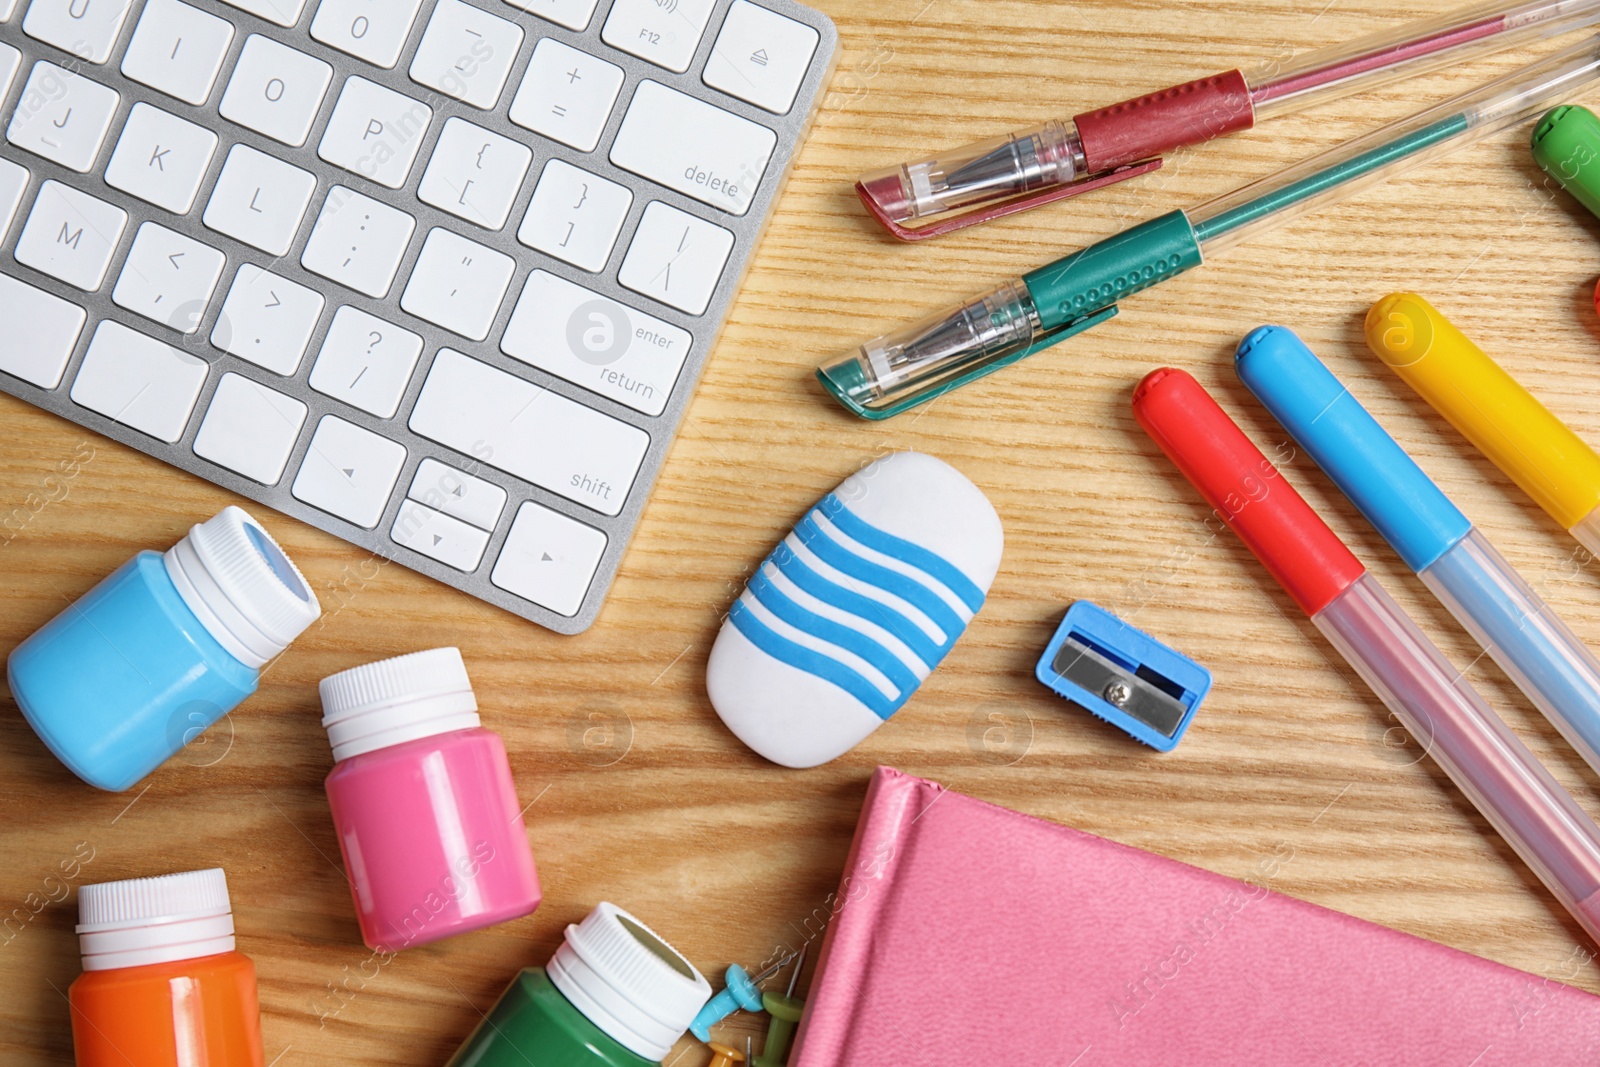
{"left": 69, "top": 868, "right": 264, "bottom": 1067}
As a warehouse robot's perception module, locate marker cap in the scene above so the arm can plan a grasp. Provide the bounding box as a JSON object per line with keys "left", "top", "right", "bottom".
{"left": 1236, "top": 325, "right": 1471, "bottom": 572}
{"left": 1532, "top": 104, "right": 1600, "bottom": 221}
{"left": 1131, "top": 367, "right": 1365, "bottom": 617}
{"left": 1364, "top": 293, "right": 1600, "bottom": 530}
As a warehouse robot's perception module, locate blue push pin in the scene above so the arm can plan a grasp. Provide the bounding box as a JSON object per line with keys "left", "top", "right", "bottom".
{"left": 690, "top": 953, "right": 795, "bottom": 1042}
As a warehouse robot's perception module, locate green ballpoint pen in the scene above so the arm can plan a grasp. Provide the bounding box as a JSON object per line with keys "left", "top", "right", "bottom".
{"left": 818, "top": 34, "right": 1600, "bottom": 420}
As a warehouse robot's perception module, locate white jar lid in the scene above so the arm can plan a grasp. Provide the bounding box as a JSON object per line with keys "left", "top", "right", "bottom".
{"left": 548, "top": 902, "right": 712, "bottom": 1062}
{"left": 77, "top": 868, "right": 236, "bottom": 971}
{"left": 319, "top": 647, "right": 481, "bottom": 762}
{"left": 164, "top": 506, "right": 321, "bottom": 670}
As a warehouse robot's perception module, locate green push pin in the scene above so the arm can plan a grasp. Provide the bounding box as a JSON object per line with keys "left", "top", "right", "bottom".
{"left": 752, "top": 943, "right": 807, "bottom": 1067}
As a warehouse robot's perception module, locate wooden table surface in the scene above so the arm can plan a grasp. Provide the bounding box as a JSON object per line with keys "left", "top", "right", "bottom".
{"left": 9, "top": 0, "right": 1600, "bottom": 1062}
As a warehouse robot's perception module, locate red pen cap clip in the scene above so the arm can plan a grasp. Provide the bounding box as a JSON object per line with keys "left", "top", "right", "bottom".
{"left": 1131, "top": 368, "right": 1365, "bottom": 617}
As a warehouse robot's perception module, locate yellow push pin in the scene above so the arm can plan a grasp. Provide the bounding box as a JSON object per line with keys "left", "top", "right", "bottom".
{"left": 751, "top": 943, "right": 807, "bottom": 1067}
{"left": 706, "top": 1040, "right": 746, "bottom": 1067}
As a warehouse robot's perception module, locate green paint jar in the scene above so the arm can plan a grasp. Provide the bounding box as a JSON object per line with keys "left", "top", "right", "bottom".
{"left": 446, "top": 902, "right": 712, "bottom": 1067}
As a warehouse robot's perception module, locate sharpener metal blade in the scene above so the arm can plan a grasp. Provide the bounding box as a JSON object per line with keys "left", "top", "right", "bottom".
{"left": 1053, "top": 634, "right": 1188, "bottom": 737}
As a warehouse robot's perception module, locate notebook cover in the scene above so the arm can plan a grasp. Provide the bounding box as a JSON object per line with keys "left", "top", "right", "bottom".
{"left": 790, "top": 767, "right": 1600, "bottom": 1065}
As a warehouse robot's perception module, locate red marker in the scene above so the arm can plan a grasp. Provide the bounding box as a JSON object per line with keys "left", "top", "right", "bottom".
{"left": 1133, "top": 367, "right": 1600, "bottom": 944}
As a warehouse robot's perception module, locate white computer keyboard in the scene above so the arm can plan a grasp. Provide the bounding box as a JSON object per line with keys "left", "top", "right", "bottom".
{"left": 0, "top": 0, "right": 835, "bottom": 632}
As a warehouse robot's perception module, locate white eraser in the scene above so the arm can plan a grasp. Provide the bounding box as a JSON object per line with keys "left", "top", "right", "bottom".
{"left": 706, "top": 452, "right": 1004, "bottom": 767}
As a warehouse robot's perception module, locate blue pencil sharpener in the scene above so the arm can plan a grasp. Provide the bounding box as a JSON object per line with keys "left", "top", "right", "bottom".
{"left": 1035, "top": 601, "right": 1212, "bottom": 751}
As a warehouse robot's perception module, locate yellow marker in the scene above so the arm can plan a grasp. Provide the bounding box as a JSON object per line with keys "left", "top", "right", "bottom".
{"left": 1364, "top": 292, "right": 1600, "bottom": 557}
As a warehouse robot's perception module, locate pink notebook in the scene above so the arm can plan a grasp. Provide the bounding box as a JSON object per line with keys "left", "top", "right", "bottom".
{"left": 791, "top": 767, "right": 1600, "bottom": 1065}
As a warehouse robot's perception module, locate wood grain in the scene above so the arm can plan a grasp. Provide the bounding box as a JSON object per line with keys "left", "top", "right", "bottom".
{"left": 8, "top": 1, "right": 1600, "bottom": 1061}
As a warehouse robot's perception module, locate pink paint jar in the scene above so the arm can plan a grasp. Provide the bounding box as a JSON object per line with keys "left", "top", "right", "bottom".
{"left": 319, "top": 648, "right": 541, "bottom": 952}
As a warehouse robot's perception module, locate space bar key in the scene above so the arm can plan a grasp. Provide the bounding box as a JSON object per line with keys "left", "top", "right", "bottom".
{"left": 408, "top": 349, "right": 650, "bottom": 518}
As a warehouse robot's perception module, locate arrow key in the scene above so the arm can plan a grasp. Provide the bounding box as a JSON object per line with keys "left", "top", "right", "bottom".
{"left": 408, "top": 457, "right": 506, "bottom": 531}
{"left": 292, "top": 414, "right": 407, "bottom": 528}
{"left": 491, "top": 501, "right": 607, "bottom": 618}
{"left": 391, "top": 498, "right": 490, "bottom": 572}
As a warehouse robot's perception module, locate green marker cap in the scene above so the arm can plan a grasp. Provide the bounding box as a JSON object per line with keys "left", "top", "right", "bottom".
{"left": 1533, "top": 104, "right": 1600, "bottom": 221}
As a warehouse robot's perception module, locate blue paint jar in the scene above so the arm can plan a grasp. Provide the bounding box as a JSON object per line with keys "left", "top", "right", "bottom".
{"left": 8, "top": 507, "right": 321, "bottom": 791}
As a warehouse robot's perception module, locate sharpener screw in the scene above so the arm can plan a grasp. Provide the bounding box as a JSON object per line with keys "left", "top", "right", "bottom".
{"left": 1104, "top": 681, "right": 1132, "bottom": 707}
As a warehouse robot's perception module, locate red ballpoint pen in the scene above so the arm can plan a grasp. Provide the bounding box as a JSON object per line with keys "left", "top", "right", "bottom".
{"left": 859, "top": 0, "right": 1600, "bottom": 239}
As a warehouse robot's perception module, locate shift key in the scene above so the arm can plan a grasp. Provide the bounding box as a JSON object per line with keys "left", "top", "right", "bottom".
{"left": 610, "top": 80, "right": 776, "bottom": 216}
{"left": 409, "top": 349, "right": 650, "bottom": 517}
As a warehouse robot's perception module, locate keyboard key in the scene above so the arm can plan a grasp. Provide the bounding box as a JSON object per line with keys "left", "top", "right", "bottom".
{"left": 293, "top": 415, "right": 407, "bottom": 527}
{"left": 703, "top": 0, "right": 819, "bottom": 115}
{"left": 216, "top": 0, "right": 307, "bottom": 28}
{"left": 399, "top": 226, "right": 513, "bottom": 340}
{"left": 15, "top": 180, "right": 128, "bottom": 291}
{"left": 0, "top": 42, "right": 21, "bottom": 99}
{"left": 121, "top": 0, "right": 235, "bottom": 106}
{"left": 409, "top": 348, "right": 650, "bottom": 518}
{"left": 0, "top": 156, "right": 28, "bottom": 236}
{"left": 517, "top": 159, "right": 632, "bottom": 273}
{"left": 0, "top": 272, "right": 85, "bottom": 388}
{"left": 318, "top": 76, "right": 432, "bottom": 189}
{"left": 23, "top": 0, "right": 134, "bottom": 63}
{"left": 0, "top": 1, "right": 17, "bottom": 19}
{"left": 504, "top": 0, "right": 599, "bottom": 31}
{"left": 502, "top": 270, "right": 689, "bottom": 417}
{"left": 70, "top": 320, "right": 207, "bottom": 442}
{"left": 219, "top": 34, "right": 333, "bottom": 147}
{"left": 617, "top": 200, "right": 733, "bottom": 315}
{"left": 202, "top": 144, "right": 317, "bottom": 255}
{"left": 112, "top": 222, "right": 226, "bottom": 333}
{"left": 311, "top": 0, "right": 425, "bottom": 69}
{"left": 7, "top": 62, "right": 120, "bottom": 172}
{"left": 491, "top": 501, "right": 607, "bottom": 616}
{"left": 417, "top": 117, "right": 530, "bottom": 231}
{"left": 602, "top": 0, "right": 716, "bottom": 74}
{"left": 301, "top": 186, "right": 416, "bottom": 298}
{"left": 507, "top": 37, "right": 622, "bottom": 153}
{"left": 212, "top": 264, "right": 325, "bottom": 374}
{"left": 408, "top": 457, "right": 505, "bottom": 530}
{"left": 193, "top": 372, "right": 308, "bottom": 484}
{"left": 409, "top": 0, "right": 522, "bottom": 111}
{"left": 104, "top": 103, "right": 219, "bottom": 214}
{"left": 391, "top": 498, "right": 489, "bottom": 571}
{"left": 307, "top": 304, "right": 422, "bottom": 417}
{"left": 610, "top": 81, "right": 775, "bottom": 216}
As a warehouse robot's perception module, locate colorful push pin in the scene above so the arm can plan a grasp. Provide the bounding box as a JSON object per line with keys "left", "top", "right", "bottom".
{"left": 689, "top": 953, "right": 796, "bottom": 1042}
{"left": 706, "top": 1041, "right": 746, "bottom": 1067}
{"left": 752, "top": 943, "right": 808, "bottom": 1067}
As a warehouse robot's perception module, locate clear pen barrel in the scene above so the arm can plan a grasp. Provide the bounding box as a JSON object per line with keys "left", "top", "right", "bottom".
{"left": 1192, "top": 33, "right": 1600, "bottom": 255}
{"left": 1573, "top": 507, "right": 1600, "bottom": 558}
{"left": 858, "top": 122, "right": 1084, "bottom": 226}
{"left": 817, "top": 281, "right": 1038, "bottom": 412}
{"left": 1313, "top": 573, "right": 1600, "bottom": 942}
{"left": 1420, "top": 529, "right": 1600, "bottom": 776}
{"left": 1245, "top": 0, "right": 1600, "bottom": 122}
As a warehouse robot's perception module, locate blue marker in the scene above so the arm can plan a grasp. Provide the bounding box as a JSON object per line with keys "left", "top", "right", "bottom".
{"left": 1237, "top": 325, "right": 1600, "bottom": 777}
